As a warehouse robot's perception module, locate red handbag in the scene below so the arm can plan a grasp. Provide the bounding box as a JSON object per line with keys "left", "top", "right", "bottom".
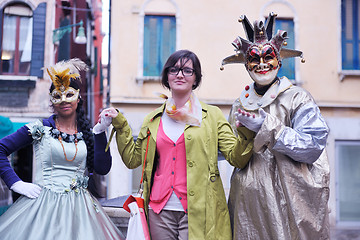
{"left": 123, "top": 130, "right": 151, "bottom": 240}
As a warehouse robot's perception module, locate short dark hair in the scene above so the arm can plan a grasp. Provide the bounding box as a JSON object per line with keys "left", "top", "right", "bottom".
{"left": 161, "top": 49, "right": 202, "bottom": 90}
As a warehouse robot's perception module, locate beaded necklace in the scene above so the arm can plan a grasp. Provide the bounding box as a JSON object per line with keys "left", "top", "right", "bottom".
{"left": 55, "top": 118, "right": 78, "bottom": 162}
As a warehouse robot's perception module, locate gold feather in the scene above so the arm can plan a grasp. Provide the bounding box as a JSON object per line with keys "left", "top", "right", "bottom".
{"left": 46, "top": 58, "right": 88, "bottom": 91}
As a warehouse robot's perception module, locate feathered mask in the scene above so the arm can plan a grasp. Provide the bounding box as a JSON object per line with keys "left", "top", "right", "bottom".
{"left": 47, "top": 58, "right": 88, "bottom": 105}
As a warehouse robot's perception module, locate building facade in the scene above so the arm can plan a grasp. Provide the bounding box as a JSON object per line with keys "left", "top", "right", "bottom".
{"left": 107, "top": 0, "right": 360, "bottom": 236}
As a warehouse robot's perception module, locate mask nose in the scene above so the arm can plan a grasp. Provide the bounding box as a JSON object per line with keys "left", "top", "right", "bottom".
{"left": 60, "top": 94, "right": 67, "bottom": 103}
{"left": 257, "top": 60, "right": 267, "bottom": 70}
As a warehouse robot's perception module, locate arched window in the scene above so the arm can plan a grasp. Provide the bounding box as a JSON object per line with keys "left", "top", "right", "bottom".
{"left": 1, "top": 4, "right": 33, "bottom": 75}
{"left": 138, "top": 0, "right": 178, "bottom": 81}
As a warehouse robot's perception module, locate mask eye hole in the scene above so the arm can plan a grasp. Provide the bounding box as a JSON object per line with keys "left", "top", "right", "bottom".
{"left": 264, "top": 55, "right": 274, "bottom": 62}
{"left": 248, "top": 48, "right": 261, "bottom": 64}
{"left": 53, "top": 94, "right": 61, "bottom": 99}
{"left": 262, "top": 46, "right": 276, "bottom": 62}
{"left": 249, "top": 57, "right": 260, "bottom": 64}
{"left": 66, "top": 93, "right": 74, "bottom": 98}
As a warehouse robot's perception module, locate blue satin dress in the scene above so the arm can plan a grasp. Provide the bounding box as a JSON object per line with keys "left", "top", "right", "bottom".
{"left": 0, "top": 120, "right": 124, "bottom": 240}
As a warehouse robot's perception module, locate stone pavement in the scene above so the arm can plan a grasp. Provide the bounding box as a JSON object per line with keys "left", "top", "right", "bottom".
{"left": 331, "top": 229, "right": 360, "bottom": 240}
{"left": 101, "top": 196, "right": 360, "bottom": 240}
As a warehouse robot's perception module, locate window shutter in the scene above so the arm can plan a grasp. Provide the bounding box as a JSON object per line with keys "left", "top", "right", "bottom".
{"left": 144, "top": 16, "right": 160, "bottom": 76}
{"left": 160, "top": 17, "right": 175, "bottom": 73}
{"left": 30, "top": 2, "right": 46, "bottom": 77}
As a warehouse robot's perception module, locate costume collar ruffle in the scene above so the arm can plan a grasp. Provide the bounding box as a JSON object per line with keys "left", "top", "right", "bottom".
{"left": 240, "top": 76, "right": 293, "bottom": 111}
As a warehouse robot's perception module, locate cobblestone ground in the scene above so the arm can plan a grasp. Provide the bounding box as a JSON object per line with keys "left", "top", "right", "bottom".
{"left": 331, "top": 229, "right": 360, "bottom": 240}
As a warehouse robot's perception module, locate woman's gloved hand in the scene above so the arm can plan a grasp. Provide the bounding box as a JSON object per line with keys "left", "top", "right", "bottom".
{"left": 93, "top": 110, "right": 113, "bottom": 134}
{"left": 10, "top": 181, "right": 42, "bottom": 199}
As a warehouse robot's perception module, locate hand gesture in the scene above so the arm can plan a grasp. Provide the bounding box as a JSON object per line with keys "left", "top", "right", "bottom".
{"left": 10, "top": 181, "right": 42, "bottom": 199}
{"left": 235, "top": 108, "right": 267, "bottom": 133}
{"left": 93, "top": 108, "right": 116, "bottom": 134}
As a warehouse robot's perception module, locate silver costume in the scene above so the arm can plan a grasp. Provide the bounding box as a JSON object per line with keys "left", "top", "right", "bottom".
{"left": 228, "top": 77, "right": 330, "bottom": 240}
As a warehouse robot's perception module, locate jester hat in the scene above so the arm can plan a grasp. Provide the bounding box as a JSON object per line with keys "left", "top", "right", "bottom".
{"left": 221, "top": 12, "right": 305, "bottom": 70}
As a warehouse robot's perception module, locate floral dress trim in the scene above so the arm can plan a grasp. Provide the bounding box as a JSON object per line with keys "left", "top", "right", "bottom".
{"left": 27, "top": 120, "right": 83, "bottom": 143}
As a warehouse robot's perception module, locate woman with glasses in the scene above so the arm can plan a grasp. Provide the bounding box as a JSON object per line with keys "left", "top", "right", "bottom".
{"left": 98, "top": 49, "right": 254, "bottom": 239}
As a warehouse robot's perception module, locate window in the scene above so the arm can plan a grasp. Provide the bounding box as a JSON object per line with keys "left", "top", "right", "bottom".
{"left": 143, "top": 15, "right": 176, "bottom": 76}
{"left": 0, "top": 2, "right": 46, "bottom": 78}
{"left": 336, "top": 141, "right": 360, "bottom": 225}
{"left": 0, "top": 2, "right": 46, "bottom": 107}
{"left": 275, "top": 18, "right": 296, "bottom": 80}
{"left": 1, "top": 4, "right": 33, "bottom": 75}
{"left": 341, "top": 0, "right": 360, "bottom": 70}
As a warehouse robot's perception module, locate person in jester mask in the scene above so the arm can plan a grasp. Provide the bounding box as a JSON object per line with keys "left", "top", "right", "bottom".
{"left": 221, "top": 13, "right": 330, "bottom": 240}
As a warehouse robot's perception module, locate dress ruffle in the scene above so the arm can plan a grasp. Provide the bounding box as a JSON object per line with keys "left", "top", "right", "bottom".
{"left": 0, "top": 188, "right": 123, "bottom": 240}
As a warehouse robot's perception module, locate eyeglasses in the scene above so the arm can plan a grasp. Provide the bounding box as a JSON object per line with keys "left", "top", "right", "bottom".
{"left": 168, "top": 67, "right": 194, "bottom": 76}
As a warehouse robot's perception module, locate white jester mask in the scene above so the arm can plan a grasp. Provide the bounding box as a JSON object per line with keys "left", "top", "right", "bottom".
{"left": 246, "top": 44, "right": 280, "bottom": 86}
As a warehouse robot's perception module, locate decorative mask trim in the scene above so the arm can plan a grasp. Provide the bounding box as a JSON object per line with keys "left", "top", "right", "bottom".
{"left": 47, "top": 58, "right": 88, "bottom": 105}
{"left": 221, "top": 12, "right": 305, "bottom": 70}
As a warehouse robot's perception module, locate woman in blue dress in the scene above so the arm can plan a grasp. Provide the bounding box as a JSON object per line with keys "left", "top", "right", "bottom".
{"left": 0, "top": 59, "right": 124, "bottom": 240}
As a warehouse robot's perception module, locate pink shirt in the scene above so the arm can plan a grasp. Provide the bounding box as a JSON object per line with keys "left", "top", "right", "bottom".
{"left": 149, "top": 120, "right": 188, "bottom": 214}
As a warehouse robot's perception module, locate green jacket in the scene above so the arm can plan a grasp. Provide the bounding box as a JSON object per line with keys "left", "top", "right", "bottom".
{"left": 111, "top": 102, "right": 254, "bottom": 240}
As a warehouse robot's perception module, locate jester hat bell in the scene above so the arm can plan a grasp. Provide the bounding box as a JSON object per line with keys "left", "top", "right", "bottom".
{"left": 220, "top": 12, "right": 305, "bottom": 70}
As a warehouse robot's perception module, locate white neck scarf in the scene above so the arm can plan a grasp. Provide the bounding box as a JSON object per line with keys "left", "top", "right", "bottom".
{"left": 163, "top": 93, "right": 202, "bottom": 127}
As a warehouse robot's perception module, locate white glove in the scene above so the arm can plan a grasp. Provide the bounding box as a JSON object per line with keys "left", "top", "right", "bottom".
{"left": 93, "top": 112, "right": 112, "bottom": 134}
{"left": 235, "top": 108, "right": 267, "bottom": 133}
{"left": 10, "top": 181, "right": 42, "bottom": 199}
